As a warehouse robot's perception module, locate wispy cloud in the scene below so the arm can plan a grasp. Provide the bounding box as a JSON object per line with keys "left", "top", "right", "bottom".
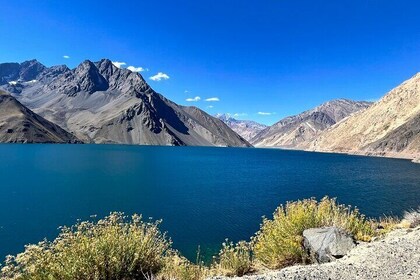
{"left": 207, "top": 105, "right": 214, "bottom": 109}
{"left": 257, "top": 112, "right": 276, "bottom": 116}
{"left": 63, "top": 55, "right": 70, "bottom": 59}
{"left": 112, "top": 61, "right": 126, "bottom": 68}
{"left": 205, "top": 97, "right": 220, "bottom": 102}
{"left": 233, "top": 113, "right": 248, "bottom": 117}
{"left": 186, "top": 96, "right": 201, "bottom": 102}
{"left": 127, "top": 66, "right": 146, "bottom": 72}
{"left": 150, "top": 72, "right": 170, "bottom": 81}
{"left": 184, "top": 90, "right": 189, "bottom": 93}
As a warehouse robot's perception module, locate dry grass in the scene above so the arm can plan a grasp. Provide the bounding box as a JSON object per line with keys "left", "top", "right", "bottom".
{"left": 251, "top": 197, "right": 378, "bottom": 269}
{"left": 0, "top": 213, "right": 204, "bottom": 280}
{"left": 0, "top": 198, "right": 404, "bottom": 279}
{"left": 212, "top": 240, "right": 252, "bottom": 277}
{"left": 402, "top": 207, "right": 420, "bottom": 228}
{"left": 157, "top": 254, "right": 208, "bottom": 280}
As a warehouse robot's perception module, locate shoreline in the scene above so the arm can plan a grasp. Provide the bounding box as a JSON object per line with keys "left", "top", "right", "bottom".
{"left": 254, "top": 145, "right": 420, "bottom": 164}
{"left": 1, "top": 142, "right": 418, "bottom": 163}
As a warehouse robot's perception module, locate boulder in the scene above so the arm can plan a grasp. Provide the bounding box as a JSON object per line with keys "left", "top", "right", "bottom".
{"left": 303, "top": 227, "right": 356, "bottom": 263}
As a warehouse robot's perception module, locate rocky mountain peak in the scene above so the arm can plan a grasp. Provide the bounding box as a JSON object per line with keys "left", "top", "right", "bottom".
{"left": 70, "top": 60, "right": 109, "bottom": 94}
{"left": 252, "top": 99, "right": 372, "bottom": 147}
{"left": 19, "top": 59, "right": 47, "bottom": 81}
{"left": 215, "top": 113, "right": 267, "bottom": 141}
{"left": 96, "top": 59, "right": 115, "bottom": 72}
{"left": 215, "top": 113, "right": 234, "bottom": 122}
{"left": 95, "top": 59, "right": 121, "bottom": 82}
{"left": 0, "top": 60, "right": 47, "bottom": 85}
{"left": 39, "top": 65, "right": 71, "bottom": 83}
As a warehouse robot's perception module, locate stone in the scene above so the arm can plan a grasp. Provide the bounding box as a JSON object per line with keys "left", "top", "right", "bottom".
{"left": 303, "top": 226, "right": 356, "bottom": 264}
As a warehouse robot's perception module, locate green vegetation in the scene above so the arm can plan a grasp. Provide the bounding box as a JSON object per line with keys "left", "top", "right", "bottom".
{"left": 1, "top": 197, "right": 401, "bottom": 279}
{"left": 0, "top": 213, "right": 203, "bottom": 280}
{"left": 252, "top": 197, "right": 377, "bottom": 269}
{"left": 212, "top": 240, "right": 252, "bottom": 276}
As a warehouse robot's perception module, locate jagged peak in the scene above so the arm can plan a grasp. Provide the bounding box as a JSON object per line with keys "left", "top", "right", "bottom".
{"left": 76, "top": 59, "right": 96, "bottom": 69}
{"left": 20, "top": 59, "right": 42, "bottom": 65}
{"left": 215, "top": 113, "right": 234, "bottom": 121}
{"left": 96, "top": 58, "right": 114, "bottom": 69}
{"left": 48, "top": 64, "right": 70, "bottom": 71}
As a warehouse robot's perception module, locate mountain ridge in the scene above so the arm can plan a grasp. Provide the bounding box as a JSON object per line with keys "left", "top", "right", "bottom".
{"left": 215, "top": 113, "right": 267, "bottom": 141}
{"left": 0, "top": 59, "right": 250, "bottom": 147}
{"left": 0, "top": 90, "right": 80, "bottom": 143}
{"left": 309, "top": 73, "right": 420, "bottom": 162}
{"left": 251, "top": 99, "right": 372, "bottom": 148}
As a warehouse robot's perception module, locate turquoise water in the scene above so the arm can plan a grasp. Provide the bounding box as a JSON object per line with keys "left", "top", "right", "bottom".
{"left": 0, "top": 145, "right": 419, "bottom": 261}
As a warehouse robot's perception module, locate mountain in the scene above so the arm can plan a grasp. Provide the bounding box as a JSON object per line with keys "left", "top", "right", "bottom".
{"left": 0, "top": 59, "right": 250, "bottom": 147}
{"left": 251, "top": 99, "right": 372, "bottom": 148}
{"left": 215, "top": 113, "right": 267, "bottom": 141}
{"left": 309, "top": 73, "right": 420, "bottom": 161}
{"left": 0, "top": 60, "right": 46, "bottom": 86}
{"left": 0, "top": 90, "right": 80, "bottom": 143}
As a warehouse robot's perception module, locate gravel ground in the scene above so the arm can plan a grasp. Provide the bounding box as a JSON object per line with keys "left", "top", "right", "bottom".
{"left": 209, "top": 227, "right": 420, "bottom": 280}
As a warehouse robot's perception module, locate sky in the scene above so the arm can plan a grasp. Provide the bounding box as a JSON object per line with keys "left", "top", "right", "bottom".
{"left": 0, "top": 0, "right": 419, "bottom": 125}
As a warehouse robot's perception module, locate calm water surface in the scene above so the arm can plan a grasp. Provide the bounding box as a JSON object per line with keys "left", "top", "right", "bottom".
{"left": 0, "top": 145, "right": 419, "bottom": 261}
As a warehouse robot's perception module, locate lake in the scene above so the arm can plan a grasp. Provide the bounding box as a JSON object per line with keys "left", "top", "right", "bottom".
{"left": 0, "top": 145, "right": 419, "bottom": 262}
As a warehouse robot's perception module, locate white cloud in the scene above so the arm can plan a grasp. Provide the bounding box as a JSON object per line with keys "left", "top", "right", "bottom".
{"left": 63, "top": 55, "right": 70, "bottom": 59}
{"left": 127, "top": 66, "right": 146, "bottom": 72}
{"left": 150, "top": 72, "right": 170, "bottom": 81}
{"left": 186, "top": 96, "right": 201, "bottom": 102}
{"left": 112, "top": 61, "right": 126, "bottom": 68}
{"left": 184, "top": 90, "right": 189, "bottom": 93}
{"left": 258, "top": 112, "right": 276, "bottom": 116}
{"left": 233, "top": 113, "right": 248, "bottom": 117}
{"left": 207, "top": 105, "right": 214, "bottom": 109}
{"left": 205, "top": 97, "right": 220, "bottom": 102}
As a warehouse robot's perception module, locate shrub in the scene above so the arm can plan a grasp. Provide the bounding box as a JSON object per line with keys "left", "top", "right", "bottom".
{"left": 1, "top": 213, "right": 179, "bottom": 280}
{"left": 252, "top": 197, "right": 376, "bottom": 269}
{"left": 157, "top": 254, "right": 208, "bottom": 280}
{"left": 212, "top": 240, "right": 252, "bottom": 277}
{"left": 1, "top": 198, "right": 404, "bottom": 279}
{"left": 402, "top": 207, "right": 420, "bottom": 228}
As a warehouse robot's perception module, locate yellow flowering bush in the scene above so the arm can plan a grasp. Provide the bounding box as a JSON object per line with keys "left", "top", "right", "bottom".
{"left": 252, "top": 197, "right": 378, "bottom": 269}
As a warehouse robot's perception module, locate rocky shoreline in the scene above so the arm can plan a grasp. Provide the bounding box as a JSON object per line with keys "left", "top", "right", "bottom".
{"left": 209, "top": 227, "right": 420, "bottom": 280}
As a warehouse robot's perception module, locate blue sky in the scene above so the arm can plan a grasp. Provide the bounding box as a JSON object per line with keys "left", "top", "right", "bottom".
{"left": 1, "top": 1, "right": 419, "bottom": 125}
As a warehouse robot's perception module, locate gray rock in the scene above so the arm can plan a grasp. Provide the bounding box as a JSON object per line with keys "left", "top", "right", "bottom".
{"left": 207, "top": 227, "right": 420, "bottom": 280}
{"left": 0, "top": 60, "right": 46, "bottom": 85}
{"left": 303, "top": 227, "right": 356, "bottom": 264}
{"left": 0, "top": 59, "right": 251, "bottom": 147}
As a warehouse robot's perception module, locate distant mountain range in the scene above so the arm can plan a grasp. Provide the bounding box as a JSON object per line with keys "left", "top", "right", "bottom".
{"left": 251, "top": 99, "right": 372, "bottom": 148}
{"left": 215, "top": 113, "right": 267, "bottom": 141}
{"left": 0, "top": 59, "right": 418, "bottom": 162}
{"left": 309, "top": 73, "right": 420, "bottom": 161}
{"left": 0, "top": 59, "right": 250, "bottom": 147}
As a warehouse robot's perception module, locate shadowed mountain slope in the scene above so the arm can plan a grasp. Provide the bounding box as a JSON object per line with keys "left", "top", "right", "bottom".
{"left": 0, "top": 59, "right": 250, "bottom": 147}
{"left": 0, "top": 91, "right": 80, "bottom": 143}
